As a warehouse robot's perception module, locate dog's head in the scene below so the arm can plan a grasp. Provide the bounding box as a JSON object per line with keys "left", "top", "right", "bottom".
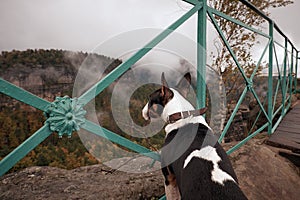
{"left": 142, "top": 72, "right": 194, "bottom": 122}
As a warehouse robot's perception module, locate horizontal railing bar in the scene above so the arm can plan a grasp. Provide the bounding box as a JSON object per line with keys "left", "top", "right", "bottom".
{"left": 273, "top": 104, "right": 283, "bottom": 118}
{"left": 250, "top": 39, "right": 271, "bottom": 81}
{"left": 0, "top": 125, "right": 52, "bottom": 176}
{"left": 239, "top": 0, "right": 298, "bottom": 50}
{"left": 274, "top": 41, "right": 294, "bottom": 55}
{"left": 0, "top": 78, "right": 51, "bottom": 112}
{"left": 82, "top": 120, "right": 161, "bottom": 161}
{"left": 273, "top": 45, "right": 283, "bottom": 87}
{"left": 218, "top": 87, "right": 248, "bottom": 143}
{"left": 272, "top": 115, "right": 284, "bottom": 133}
{"left": 274, "top": 38, "right": 298, "bottom": 56}
{"left": 249, "top": 97, "right": 266, "bottom": 134}
{"left": 239, "top": 0, "right": 271, "bottom": 22}
{"left": 249, "top": 87, "right": 271, "bottom": 123}
{"left": 272, "top": 84, "right": 280, "bottom": 115}
{"left": 274, "top": 41, "right": 286, "bottom": 53}
{"left": 291, "top": 54, "right": 298, "bottom": 59}
{"left": 207, "top": 7, "right": 270, "bottom": 39}
{"left": 285, "top": 95, "right": 290, "bottom": 104}
{"left": 208, "top": 10, "right": 250, "bottom": 84}
{"left": 284, "top": 106, "right": 289, "bottom": 115}
{"left": 274, "top": 23, "right": 295, "bottom": 50}
{"left": 227, "top": 122, "right": 269, "bottom": 155}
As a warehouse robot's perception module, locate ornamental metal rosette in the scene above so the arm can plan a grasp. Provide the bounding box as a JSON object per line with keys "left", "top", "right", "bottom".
{"left": 44, "top": 96, "right": 86, "bottom": 137}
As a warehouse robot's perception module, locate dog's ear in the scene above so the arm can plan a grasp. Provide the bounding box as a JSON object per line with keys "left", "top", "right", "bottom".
{"left": 161, "top": 72, "right": 169, "bottom": 89}
{"left": 176, "top": 72, "right": 191, "bottom": 98}
{"left": 161, "top": 73, "right": 173, "bottom": 99}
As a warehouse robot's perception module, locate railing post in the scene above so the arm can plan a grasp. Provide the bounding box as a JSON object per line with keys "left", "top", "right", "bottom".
{"left": 267, "top": 21, "right": 274, "bottom": 135}
{"left": 289, "top": 47, "right": 294, "bottom": 105}
{"left": 197, "top": 0, "right": 207, "bottom": 109}
{"left": 295, "top": 51, "right": 299, "bottom": 93}
{"left": 282, "top": 38, "right": 288, "bottom": 115}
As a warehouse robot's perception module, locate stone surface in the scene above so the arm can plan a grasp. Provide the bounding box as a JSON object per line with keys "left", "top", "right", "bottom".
{"left": 1, "top": 137, "right": 300, "bottom": 200}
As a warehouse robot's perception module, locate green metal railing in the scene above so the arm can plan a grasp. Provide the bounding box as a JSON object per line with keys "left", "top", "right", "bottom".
{"left": 209, "top": 0, "right": 300, "bottom": 153}
{"left": 0, "top": 2, "right": 299, "bottom": 199}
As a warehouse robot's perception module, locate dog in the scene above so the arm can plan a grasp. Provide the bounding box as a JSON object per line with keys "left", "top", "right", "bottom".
{"left": 142, "top": 72, "right": 247, "bottom": 200}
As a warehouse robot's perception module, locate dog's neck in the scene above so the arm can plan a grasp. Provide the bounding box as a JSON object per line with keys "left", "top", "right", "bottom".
{"left": 161, "top": 89, "right": 194, "bottom": 121}
{"left": 165, "top": 115, "right": 210, "bottom": 135}
{"left": 163, "top": 89, "right": 210, "bottom": 136}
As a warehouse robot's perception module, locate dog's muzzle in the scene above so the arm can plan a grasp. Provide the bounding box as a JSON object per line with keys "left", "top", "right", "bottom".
{"left": 142, "top": 103, "right": 150, "bottom": 121}
{"left": 142, "top": 102, "right": 163, "bottom": 121}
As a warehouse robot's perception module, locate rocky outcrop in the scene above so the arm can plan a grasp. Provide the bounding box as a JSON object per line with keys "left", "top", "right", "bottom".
{"left": 0, "top": 164, "right": 164, "bottom": 200}
{"left": 0, "top": 50, "right": 121, "bottom": 103}
{"left": 1, "top": 137, "right": 299, "bottom": 200}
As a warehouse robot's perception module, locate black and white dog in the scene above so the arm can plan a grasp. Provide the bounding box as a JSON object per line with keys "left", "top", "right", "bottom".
{"left": 142, "top": 73, "right": 247, "bottom": 200}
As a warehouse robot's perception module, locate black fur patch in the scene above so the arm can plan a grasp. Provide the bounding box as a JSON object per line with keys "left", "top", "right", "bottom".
{"left": 161, "top": 124, "right": 247, "bottom": 200}
{"left": 147, "top": 87, "right": 173, "bottom": 118}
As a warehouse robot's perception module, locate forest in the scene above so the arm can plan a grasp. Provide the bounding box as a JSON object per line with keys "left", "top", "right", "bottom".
{"left": 0, "top": 48, "right": 298, "bottom": 173}
{"left": 0, "top": 49, "right": 164, "bottom": 172}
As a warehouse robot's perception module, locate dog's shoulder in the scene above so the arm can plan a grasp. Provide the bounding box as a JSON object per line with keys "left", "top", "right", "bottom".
{"left": 164, "top": 123, "right": 215, "bottom": 146}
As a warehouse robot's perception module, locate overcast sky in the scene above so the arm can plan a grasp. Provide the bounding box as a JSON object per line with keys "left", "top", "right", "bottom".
{"left": 270, "top": 1, "right": 300, "bottom": 49}
{"left": 0, "top": 0, "right": 299, "bottom": 54}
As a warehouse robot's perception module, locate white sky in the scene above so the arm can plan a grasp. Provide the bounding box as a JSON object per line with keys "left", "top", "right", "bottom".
{"left": 0, "top": 0, "right": 183, "bottom": 52}
{"left": 0, "top": 0, "right": 299, "bottom": 76}
{"left": 269, "top": 1, "right": 300, "bottom": 50}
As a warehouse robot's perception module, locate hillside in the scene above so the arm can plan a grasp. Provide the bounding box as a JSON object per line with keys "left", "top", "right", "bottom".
{"left": 0, "top": 49, "right": 167, "bottom": 173}
{"left": 0, "top": 49, "right": 123, "bottom": 172}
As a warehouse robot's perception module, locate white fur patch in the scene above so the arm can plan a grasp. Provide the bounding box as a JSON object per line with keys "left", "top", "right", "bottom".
{"left": 142, "top": 103, "right": 149, "bottom": 120}
{"left": 161, "top": 89, "right": 194, "bottom": 122}
{"left": 165, "top": 115, "right": 211, "bottom": 135}
{"left": 183, "top": 146, "right": 236, "bottom": 185}
{"left": 142, "top": 88, "right": 211, "bottom": 135}
{"left": 142, "top": 88, "right": 211, "bottom": 137}
{"left": 163, "top": 88, "right": 210, "bottom": 135}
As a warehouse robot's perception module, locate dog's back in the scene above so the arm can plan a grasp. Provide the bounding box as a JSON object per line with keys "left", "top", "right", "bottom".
{"left": 161, "top": 123, "right": 247, "bottom": 200}
{"left": 142, "top": 72, "right": 247, "bottom": 199}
